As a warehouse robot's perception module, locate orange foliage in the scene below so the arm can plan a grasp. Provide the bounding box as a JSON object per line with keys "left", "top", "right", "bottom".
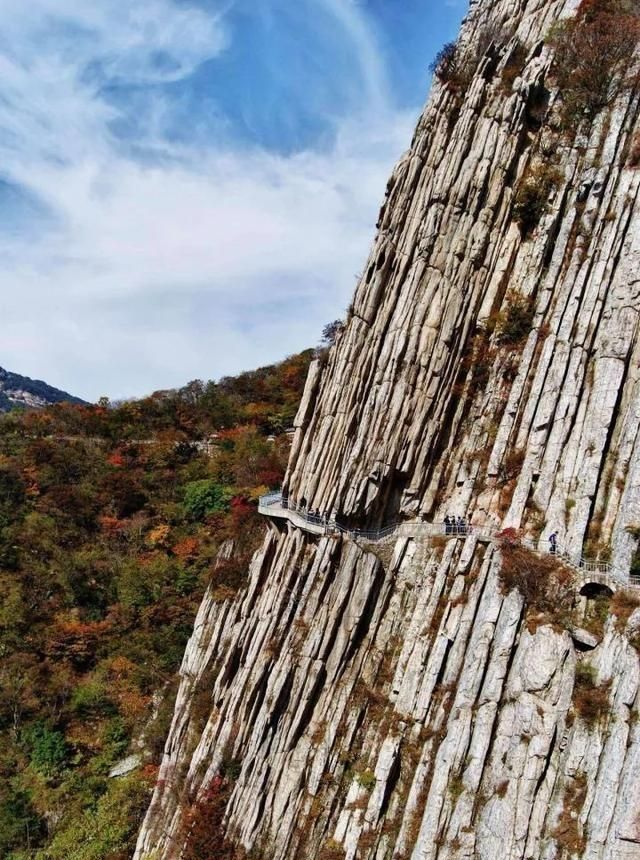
{"left": 21, "top": 466, "right": 40, "bottom": 497}
{"left": 107, "top": 451, "right": 125, "bottom": 467}
{"left": 147, "top": 524, "right": 171, "bottom": 547}
{"left": 172, "top": 537, "right": 200, "bottom": 560}
{"left": 116, "top": 688, "right": 151, "bottom": 722}
{"left": 98, "top": 515, "right": 124, "bottom": 535}
{"left": 107, "top": 655, "right": 137, "bottom": 680}
{"left": 47, "top": 617, "right": 111, "bottom": 668}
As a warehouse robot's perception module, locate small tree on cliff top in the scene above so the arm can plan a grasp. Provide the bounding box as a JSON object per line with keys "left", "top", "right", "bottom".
{"left": 550, "top": 0, "right": 640, "bottom": 126}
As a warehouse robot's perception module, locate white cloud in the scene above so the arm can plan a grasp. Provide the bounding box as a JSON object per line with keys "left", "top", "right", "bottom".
{"left": 318, "top": 0, "right": 389, "bottom": 109}
{"left": 0, "top": 0, "right": 418, "bottom": 400}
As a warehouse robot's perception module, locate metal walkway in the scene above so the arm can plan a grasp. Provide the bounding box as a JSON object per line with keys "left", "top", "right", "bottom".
{"left": 258, "top": 492, "right": 640, "bottom": 591}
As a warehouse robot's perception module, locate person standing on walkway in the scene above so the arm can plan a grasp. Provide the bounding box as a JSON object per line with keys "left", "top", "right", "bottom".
{"left": 549, "top": 532, "right": 558, "bottom": 555}
{"left": 444, "top": 515, "right": 451, "bottom": 535}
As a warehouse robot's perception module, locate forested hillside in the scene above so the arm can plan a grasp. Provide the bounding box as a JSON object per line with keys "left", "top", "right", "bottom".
{"left": 0, "top": 368, "right": 85, "bottom": 414}
{"left": 0, "top": 349, "right": 313, "bottom": 859}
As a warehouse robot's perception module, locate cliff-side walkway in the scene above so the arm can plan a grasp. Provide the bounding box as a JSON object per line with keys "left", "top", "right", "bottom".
{"left": 258, "top": 492, "right": 640, "bottom": 592}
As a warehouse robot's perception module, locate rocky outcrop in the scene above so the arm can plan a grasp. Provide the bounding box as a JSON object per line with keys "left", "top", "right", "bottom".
{"left": 0, "top": 367, "right": 84, "bottom": 412}
{"left": 135, "top": 0, "right": 640, "bottom": 858}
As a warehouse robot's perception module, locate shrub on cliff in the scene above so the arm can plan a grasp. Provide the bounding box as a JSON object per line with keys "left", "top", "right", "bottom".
{"left": 430, "top": 42, "right": 460, "bottom": 83}
{"left": 430, "top": 41, "right": 478, "bottom": 94}
{"left": 495, "top": 291, "right": 536, "bottom": 345}
{"left": 610, "top": 589, "right": 640, "bottom": 631}
{"left": 181, "top": 776, "right": 244, "bottom": 860}
{"left": 572, "top": 662, "right": 611, "bottom": 724}
{"left": 431, "top": 24, "right": 514, "bottom": 96}
{"left": 499, "top": 538, "right": 576, "bottom": 625}
{"left": 321, "top": 319, "right": 344, "bottom": 347}
{"left": 513, "top": 162, "right": 563, "bottom": 235}
{"left": 552, "top": 773, "right": 588, "bottom": 854}
{"left": 550, "top": 0, "right": 640, "bottom": 127}
{"left": 500, "top": 40, "right": 529, "bottom": 93}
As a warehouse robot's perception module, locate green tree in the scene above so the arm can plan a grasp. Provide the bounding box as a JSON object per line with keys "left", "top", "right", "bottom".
{"left": 23, "top": 723, "right": 68, "bottom": 777}
{"left": 183, "top": 480, "right": 231, "bottom": 521}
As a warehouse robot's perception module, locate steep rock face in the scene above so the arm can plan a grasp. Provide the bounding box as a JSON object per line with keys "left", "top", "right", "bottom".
{"left": 135, "top": 1, "right": 640, "bottom": 858}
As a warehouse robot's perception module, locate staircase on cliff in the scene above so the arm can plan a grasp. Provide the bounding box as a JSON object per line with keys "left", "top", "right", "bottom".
{"left": 135, "top": 1, "right": 640, "bottom": 859}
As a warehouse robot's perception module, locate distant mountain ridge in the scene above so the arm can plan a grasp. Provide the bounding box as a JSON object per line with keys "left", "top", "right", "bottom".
{"left": 0, "top": 367, "right": 85, "bottom": 412}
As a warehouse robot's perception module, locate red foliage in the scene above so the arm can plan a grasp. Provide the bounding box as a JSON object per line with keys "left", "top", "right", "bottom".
{"left": 211, "top": 557, "right": 249, "bottom": 592}
{"left": 228, "top": 499, "right": 262, "bottom": 547}
{"left": 256, "top": 468, "right": 283, "bottom": 487}
{"left": 496, "top": 527, "right": 522, "bottom": 546}
{"left": 181, "top": 776, "right": 242, "bottom": 860}
{"left": 140, "top": 763, "right": 159, "bottom": 781}
{"left": 230, "top": 495, "right": 251, "bottom": 512}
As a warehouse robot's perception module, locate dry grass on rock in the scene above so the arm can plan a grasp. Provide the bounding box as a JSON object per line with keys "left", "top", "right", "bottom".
{"left": 572, "top": 663, "right": 611, "bottom": 724}
{"left": 498, "top": 538, "right": 576, "bottom": 627}
{"left": 611, "top": 589, "right": 640, "bottom": 632}
{"left": 552, "top": 773, "right": 588, "bottom": 855}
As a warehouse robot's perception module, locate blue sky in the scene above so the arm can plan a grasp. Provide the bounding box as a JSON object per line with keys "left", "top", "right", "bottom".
{"left": 0, "top": 0, "right": 466, "bottom": 400}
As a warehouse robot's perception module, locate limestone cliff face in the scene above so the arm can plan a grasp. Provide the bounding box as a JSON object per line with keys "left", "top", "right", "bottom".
{"left": 135, "top": 1, "right": 640, "bottom": 858}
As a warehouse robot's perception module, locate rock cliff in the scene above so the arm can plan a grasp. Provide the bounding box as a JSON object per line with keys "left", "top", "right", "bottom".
{"left": 135, "top": 1, "right": 640, "bottom": 858}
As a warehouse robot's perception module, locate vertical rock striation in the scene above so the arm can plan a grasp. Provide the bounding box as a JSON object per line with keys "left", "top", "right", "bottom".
{"left": 135, "top": 1, "right": 640, "bottom": 858}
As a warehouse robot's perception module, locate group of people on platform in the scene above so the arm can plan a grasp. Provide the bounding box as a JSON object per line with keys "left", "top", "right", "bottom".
{"left": 282, "top": 493, "right": 327, "bottom": 524}
{"left": 444, "top": 515, "right": 470, "bottom": 535}
{"left": 283, "top": 493, "right": 563, "bottom": 552}
{"left": 278, "top": 492, "right": 567, "bottom": 567}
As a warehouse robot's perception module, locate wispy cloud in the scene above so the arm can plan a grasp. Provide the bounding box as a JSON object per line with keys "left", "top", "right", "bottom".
{"left": 0, "top": 0, "right": 431, "bottom": 400}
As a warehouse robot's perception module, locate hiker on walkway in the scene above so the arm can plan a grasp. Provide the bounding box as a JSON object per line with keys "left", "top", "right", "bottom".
{"left": 457, "top": 516, "right": 466, "bottom": 535}
{"left": 444, "top": 515, "right": 452, "bottom": 535}
{"left": 549, "top": 532, "right": 558, "bottom": 555}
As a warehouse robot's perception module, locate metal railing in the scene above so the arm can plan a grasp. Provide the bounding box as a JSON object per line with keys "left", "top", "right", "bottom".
{"left": 258, "top": 494, "right": 476, "bottom": 541}
{"left": 258, "top": 492, "right": 636, "bottom": 587}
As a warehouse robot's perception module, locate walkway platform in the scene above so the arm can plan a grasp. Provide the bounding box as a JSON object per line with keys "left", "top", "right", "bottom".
{"left": 258, "top": 493, "right": 640, "bottom": 592}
